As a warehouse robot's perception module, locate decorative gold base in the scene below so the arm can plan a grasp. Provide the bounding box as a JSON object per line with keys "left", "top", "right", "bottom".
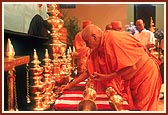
{"left": 33, "top": 101, "right": 50, "bottom": 111}
{"left": 33, "top": 105, "right": 50, "bottom": 111}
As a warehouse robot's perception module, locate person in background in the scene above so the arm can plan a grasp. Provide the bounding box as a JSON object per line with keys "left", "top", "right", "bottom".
{"left": 66, "top": 24, "right": 162, "bottom": 111}
{"left": 105, "top": 21, "right": 123, "bottom": 31}
{"left": 134, "top": 19, "right": 156, "bottom": 51}
{"left": 72, "top": 20, "right": 92, "bottom": 75}
{"left": 105, "top": 24, "right": 113, "bottom": 30}
{"left": 125, "top": 22, "right": 137, "bottom": 35}
{"left": 28, "top": 14, "right": 50, "bottom": 38}
{"left": 111, "top": 21, "right": 123, "bottom": 31}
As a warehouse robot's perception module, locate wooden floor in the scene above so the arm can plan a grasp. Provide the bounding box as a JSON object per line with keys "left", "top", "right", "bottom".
{"left": 157, "top": 99, "right": 164, "bottom": 111}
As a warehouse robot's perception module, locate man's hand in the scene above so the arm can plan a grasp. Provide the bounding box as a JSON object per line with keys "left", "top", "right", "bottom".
{"left": 92, "top": 72, "right": 109, "bottom": 81}
{"left": 71, "top": 51, "right": 79, "bottom": 57}
{"left": 61, "top": 84, "right": 71, "bottom": 91}
{"left": 92, "top": 72, "right": 118, "bottom": 81}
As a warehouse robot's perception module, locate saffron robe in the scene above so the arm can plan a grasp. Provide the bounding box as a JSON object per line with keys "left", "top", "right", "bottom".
{"left": 87, "top": 30, "right": 162, "bottom": 110}
{"left": 74, "top": 32, "right": 90, "bottom": 74}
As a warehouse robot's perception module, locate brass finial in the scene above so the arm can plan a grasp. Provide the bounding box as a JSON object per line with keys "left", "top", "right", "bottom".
{"left": 43, "top": 49, "right": 51, "bottom": 63}
{"left": 45, "top": 49, "right": 49, "bottom": 58}
{"left": 33, "top": 49, "right": 38, "bottom": 60}
{"left": 5, "top": 38, "right": 15, "bottom": 59}
{"left": 31, "top": 49, "right": 41, "bottom": 67}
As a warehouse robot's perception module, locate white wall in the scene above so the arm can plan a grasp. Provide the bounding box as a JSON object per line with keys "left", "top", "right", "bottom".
{"left": 3, "top": 3, "right": 48, "bottom": 33}
{"left": 3, "top": 3, "right": 165, "bottom": 33}
{"left": 156, "top": 4, "right": 165, "bottom": 30}
{"left": 60, "top": 4, "right": 129, "bottom": 31}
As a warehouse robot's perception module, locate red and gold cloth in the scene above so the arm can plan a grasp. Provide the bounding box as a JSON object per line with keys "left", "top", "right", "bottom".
{"left": 53, "top": 81, "right": 129, "bottom": 111}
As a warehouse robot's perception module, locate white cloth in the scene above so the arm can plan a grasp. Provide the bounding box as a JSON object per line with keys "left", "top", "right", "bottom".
{"left": 134, "top": 29, "right": 156, "bottom": 50}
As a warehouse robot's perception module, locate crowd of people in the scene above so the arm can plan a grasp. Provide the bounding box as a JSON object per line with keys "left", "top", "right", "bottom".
{"left": 60, "top": 19, "right": 163, "bottom": 111}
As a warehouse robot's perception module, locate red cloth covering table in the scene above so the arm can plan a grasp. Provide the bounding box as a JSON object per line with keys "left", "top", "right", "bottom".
{"left": 53, "top": 81, "right": 129, "bottom": 111}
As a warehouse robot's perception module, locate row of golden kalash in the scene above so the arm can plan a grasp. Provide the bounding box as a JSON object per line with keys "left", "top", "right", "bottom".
{"left": 28, "top": 4, "right": 74, "bottom": 111}
{"left": 28, "top": 4, "right": 123, "bottom": 111}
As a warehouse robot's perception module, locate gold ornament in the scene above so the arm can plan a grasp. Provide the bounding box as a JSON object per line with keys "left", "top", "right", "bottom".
{"left": 5, "top": 38, "right": 15, "bottom": 59}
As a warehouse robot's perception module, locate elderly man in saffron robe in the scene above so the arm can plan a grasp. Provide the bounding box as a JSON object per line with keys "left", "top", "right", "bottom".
{"left": 63, "top": 23, "right": 128, "bottom": 106}
{"left": 80, "top": 24, "right": 162, "bottom": 111}
{"left": 63, "top": 24, "right": 162, "bottom": 110}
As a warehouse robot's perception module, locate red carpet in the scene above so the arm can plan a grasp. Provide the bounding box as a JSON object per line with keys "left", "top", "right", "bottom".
{"left": 53, "top": 81, "right": 129, "bottom": 111}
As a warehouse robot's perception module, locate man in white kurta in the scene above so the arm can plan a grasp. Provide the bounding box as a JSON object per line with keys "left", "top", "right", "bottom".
{"left": 134, "top": 19, "right": 156, "bottom": 51}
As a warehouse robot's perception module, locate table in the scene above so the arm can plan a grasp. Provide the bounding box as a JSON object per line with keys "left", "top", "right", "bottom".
{"left": 53, "top": 81, "right": 129, "bottom": 111}
{"left": 4, "top": 56, "right": 30, "bottom": 111}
